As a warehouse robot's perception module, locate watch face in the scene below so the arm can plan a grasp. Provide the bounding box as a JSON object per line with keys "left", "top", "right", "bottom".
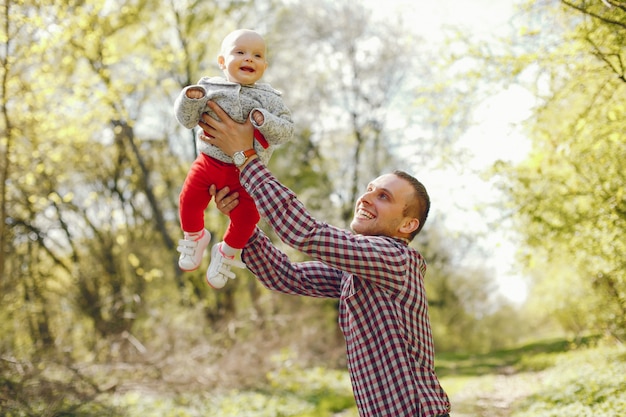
{"left": 233, "top": 152, "right": 245, "bottom": 166}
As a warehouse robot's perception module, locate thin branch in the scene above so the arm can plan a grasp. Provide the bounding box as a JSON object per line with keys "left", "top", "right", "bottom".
{"left": 561, "top": 0, "right": 626, "bottom": 29}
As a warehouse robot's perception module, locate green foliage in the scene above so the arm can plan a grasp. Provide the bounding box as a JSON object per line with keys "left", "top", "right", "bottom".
{"left": 486, "top": 0, "right": 626, "bottom": 339}
{"left": 520, "top": 257, "right": 603, "bottom": 336}
{"left": 512, "top": 344, "right": 626, "bottom": 417}
{"left": 111, "top": 390, "right": 315, "bottom": 417}
{"left": 0, "top": 356, "right": 121, "bottom": 417}
{"left": 418, "top": 225, "right": 532, "bottom": 353}
{"left": 6, "top": 336, "right": 618, "bottom": 417}
{"left": 440, "top": 336, "right": 625, "bottom": 417}
{"left": 106, "top": 359, "right": 357, "bottom": 417}
{"left": 7, "top": 0, "right": 610, "bottom": 413}
{"left": 436, "top": 335, "right": 598, "bottom": 378}
{"left": 265, "top": 353, "right": 357, "bottom": 416}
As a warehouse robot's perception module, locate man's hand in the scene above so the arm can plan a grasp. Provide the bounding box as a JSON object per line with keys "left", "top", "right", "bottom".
{"left": 199, "top": 101, "right": 255, "bottom": 157}
{"left": 210, "top": 185, "right": 240, "bottom": 214}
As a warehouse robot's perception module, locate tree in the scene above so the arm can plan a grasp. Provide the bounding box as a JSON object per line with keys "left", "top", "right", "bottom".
{"left": 1, "top": 2, "right": 514, "bottom": 412}
{"left": 268, "top": 0, "right": 421, "bottom": 225}
{"left": 494, "top": 0, "right": 626, "bottom": 338}
{"left": 418, "top": 220, "right": 527, "bottom": 352}
{"left": 0, "top": 0, "right": 338, "bottom": 359}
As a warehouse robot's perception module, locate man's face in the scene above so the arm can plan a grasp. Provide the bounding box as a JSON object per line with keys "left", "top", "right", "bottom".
{"left": 350, "top": 174, "right": 415, "bottom": 238}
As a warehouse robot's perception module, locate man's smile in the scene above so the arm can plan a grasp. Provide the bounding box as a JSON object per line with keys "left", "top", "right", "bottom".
{"left": 356, "top": 208, "right": 375, "bottom": 219}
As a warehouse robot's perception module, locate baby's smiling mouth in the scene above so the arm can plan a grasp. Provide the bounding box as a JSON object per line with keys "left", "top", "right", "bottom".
{"left": 240, "top": 66, "right": 255, "bottom": 72}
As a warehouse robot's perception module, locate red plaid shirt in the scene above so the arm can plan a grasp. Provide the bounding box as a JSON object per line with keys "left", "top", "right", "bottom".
{"left": 240, "top": 159, "right": 451, "bottom": 417}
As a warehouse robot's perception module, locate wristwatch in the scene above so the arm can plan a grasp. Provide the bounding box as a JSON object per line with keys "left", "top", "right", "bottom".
{"left": 233, "top": 148, "right": 256, "bottom": 167}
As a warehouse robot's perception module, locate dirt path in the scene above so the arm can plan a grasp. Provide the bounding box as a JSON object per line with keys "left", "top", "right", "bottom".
{"left": 448, "top": 371, "right": 542, "bottom": 417}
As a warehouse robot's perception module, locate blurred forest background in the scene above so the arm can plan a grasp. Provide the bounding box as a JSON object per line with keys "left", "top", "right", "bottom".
{"left": 1, "top": 0, "right": 625, "bottom": 415}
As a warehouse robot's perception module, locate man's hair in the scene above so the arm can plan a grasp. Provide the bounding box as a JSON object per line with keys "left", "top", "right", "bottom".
{"left": 393, "top": 170, "right": 430, "bottom": 241}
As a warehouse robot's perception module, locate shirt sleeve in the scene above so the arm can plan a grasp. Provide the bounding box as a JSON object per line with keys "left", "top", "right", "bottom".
{"left": 242, "top": 228, "right": 344, "bottom": 298}
{"left": 240, "top": 159, "right": 419, "bottom": 291}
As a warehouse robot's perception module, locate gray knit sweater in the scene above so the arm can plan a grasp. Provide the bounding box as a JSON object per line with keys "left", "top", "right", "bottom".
{"left": 174, "top": 76, "right": 293, "bottom": 164}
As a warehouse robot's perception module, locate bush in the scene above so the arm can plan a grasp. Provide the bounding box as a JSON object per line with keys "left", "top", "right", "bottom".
{"left": 512, "top": 344, "right": 626, "bottom": 417}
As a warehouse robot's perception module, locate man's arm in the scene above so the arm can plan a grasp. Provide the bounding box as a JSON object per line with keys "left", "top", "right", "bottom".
{"left": 203, "top": 101, "right": 412, "bottom": 288}
{"left": 239, "top": 159, "right": 411, "bottom": 287}
{"left": 210, "top": 184, "right": 344, "bottom": 298}
{"left": 244, "top": 229, "right": 344, "bottom": 298}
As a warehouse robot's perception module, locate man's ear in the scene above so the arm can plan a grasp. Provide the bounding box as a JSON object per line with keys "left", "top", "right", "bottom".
{"left": 399, "top": 217, "right": 420, "bottom": 235}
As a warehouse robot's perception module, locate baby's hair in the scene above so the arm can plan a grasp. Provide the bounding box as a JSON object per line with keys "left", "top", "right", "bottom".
{"left": 220, "top": 29, "right": 265, "bottom": 55}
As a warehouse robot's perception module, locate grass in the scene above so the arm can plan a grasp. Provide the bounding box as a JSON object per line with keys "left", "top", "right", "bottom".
{"left": 437, "top": 335, "right": 626, "bottom": 417}
{"left": 436, "top": 335, "right": 600, "bottom": 379}
{"left": 108, "top": 365, "right": 359, "bottom": 417}
{"left": 5, "top": 335, "right": 623, "bottom": 416}
{"left": 511, "top": 345, "right": 626, "bottom": 417}
{"left": 105, "top": 334, "right": 625, "bottom": 417}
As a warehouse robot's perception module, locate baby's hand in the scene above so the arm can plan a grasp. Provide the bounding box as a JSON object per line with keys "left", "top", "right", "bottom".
{"left": 252, "top": 110, "right": 264, "bottom": 125}
{"left": 186, "top": 88, "right": 205, "bottom": 99}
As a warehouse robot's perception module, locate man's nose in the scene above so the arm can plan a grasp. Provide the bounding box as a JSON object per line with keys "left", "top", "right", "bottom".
{"left": 359, "top": 193, "right": 372, "bottom": 205}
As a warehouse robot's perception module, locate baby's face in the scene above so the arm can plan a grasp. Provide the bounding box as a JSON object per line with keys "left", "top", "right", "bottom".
{"left": 219, "top": 31, "right": 268, "bottom": 85}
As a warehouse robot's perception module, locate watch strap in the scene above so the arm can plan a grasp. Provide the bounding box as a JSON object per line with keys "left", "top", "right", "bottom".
{"left": 242, "top": 148, "right": 256, "bottom": 158}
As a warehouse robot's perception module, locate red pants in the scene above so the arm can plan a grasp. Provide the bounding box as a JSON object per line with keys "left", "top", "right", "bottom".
{"left": 179, "top": 153, "right": 259, "bottom": 249}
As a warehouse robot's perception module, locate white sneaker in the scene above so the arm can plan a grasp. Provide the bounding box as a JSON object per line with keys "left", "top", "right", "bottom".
{"left": 177, "top": 229, "right": 211, "bottom": 271}
{"left": 206, "top": 243, "right": 246, "bottom": 289}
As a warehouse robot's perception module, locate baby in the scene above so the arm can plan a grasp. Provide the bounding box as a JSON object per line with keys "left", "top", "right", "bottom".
{"left": 174, "top": 29, "right": 293, "bottom": 288}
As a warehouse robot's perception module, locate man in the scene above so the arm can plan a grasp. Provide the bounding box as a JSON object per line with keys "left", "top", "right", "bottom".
{"left": 198, "top": 101, "right": 451, "bottom": 417}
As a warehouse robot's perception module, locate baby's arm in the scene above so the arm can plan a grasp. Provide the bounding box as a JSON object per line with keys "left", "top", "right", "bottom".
{"left": 174, "top": 85, "right": 209, "bottom": 129}
{"left": 251, "top": 104, "right": 294, "bottom": 146}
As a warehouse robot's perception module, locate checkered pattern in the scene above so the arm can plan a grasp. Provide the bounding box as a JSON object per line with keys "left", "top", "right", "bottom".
{"left": 240, "top": 160, "right": 451, "bottom": 417}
